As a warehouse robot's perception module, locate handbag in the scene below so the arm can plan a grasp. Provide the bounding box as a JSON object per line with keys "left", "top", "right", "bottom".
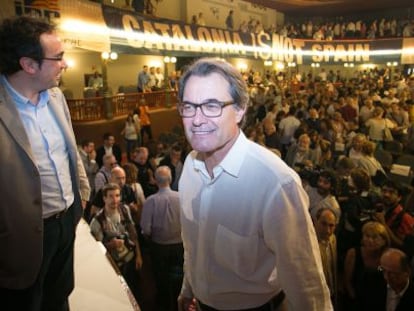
{"left": 383, "top": 121, "right": 393, "bottom": 142}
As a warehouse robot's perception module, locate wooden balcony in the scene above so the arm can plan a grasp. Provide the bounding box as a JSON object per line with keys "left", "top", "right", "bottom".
{"left": 67, "top": 90, "right": 178, "bottom": 122}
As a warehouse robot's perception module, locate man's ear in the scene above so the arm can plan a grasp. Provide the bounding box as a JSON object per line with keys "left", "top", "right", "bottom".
{"left": 19, "top": 57, "right": 39, "bottom": 74}
{"left": 235, "top": 106, "right": 246, "bottom": 124}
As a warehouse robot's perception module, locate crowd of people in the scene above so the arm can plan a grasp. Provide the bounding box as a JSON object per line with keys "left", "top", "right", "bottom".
{"left": 270, "top": 16, "right": 414, "bottom": 40}
{"left": 189, "top": 9, "right": 414, "bottom": 40}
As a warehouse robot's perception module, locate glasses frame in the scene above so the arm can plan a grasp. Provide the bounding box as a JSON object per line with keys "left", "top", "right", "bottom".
{"left": 41, "top": 54, "right": 64, "bottom": 62}
{"left": 178, "top": 100, "right": 234, "bottom": 118}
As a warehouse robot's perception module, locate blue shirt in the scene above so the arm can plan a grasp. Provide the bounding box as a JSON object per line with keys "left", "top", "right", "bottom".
{"left": 137, "top": 70, "right": 149, "bottom": 90}
{"left": 2, "top": 76, "right": 74, "bottom": 218}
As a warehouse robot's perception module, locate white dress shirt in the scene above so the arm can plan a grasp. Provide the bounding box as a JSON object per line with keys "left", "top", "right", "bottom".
{"left": 386, "top": 281, "right": 410, "bottom": 311}
{"left": 179, "top": 131, "right": 332, "bottom": 310}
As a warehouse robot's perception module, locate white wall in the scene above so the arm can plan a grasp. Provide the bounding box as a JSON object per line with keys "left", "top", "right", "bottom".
{"left": 63, "top": 49, "right": 172, "bottom": 98}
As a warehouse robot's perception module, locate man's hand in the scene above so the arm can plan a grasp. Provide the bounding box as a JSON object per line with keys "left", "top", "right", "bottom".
{"left": 374, "top": 211, "right": 386, "bottom": 225}
{"left": 106, "top": 238, "right": 124, "bottom": 251}
{"left": 177, "top": 295, "right": 196, "bottom": 311}
{"left": 135, "top": 252, "right": 143, "bottom": 270}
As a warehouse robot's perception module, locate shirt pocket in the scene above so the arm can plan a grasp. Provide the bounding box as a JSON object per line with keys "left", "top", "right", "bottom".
{"left": 214, "top": 224, "right": 258, "bottom": 278}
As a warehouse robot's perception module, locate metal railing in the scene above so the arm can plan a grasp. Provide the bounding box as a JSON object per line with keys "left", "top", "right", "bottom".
{"left": 67, "top": 90, "right": 178, "bottom": 122}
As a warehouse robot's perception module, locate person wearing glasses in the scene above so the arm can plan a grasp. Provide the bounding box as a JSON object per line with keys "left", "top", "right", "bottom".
{"left": 344, "top": 221, "right": 390, "bottom": 310}
{"left": 379, "top": 248, "right": 414, "bottom": 311}
{"left": 177, "top": 58, "right": 332, "bottom": 311}
{"left": 0, "top": 17, "right": 90, "bottom": 310}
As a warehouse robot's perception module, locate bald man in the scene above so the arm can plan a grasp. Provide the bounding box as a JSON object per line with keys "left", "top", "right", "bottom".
{"left": 141, "top": 166, "right": 182, "bottom": 311}
{"left": 380, "top": 248, "right": 414, "bottom": 311}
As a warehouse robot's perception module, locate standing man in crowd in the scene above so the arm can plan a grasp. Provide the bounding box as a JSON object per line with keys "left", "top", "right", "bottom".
{"left": 137, "top": 64, "right": 150, "bottom": 93}
{"left": 314, "top": 208, "right": 338, "bottom": 308}
{"left": 79, "top": 139, "right": 99, "bottom": 197}
{"left": 141, "top": 166, "right": 183, "bottom": 311}
{"left": 95, "top": 132, "right": 122, "bottom": 168}
{"left": 177, "top": 58, "right": 331, "bottom": 311}
{"left": 225, "top": 10, "right": 234, "bottom": 30}
{"left": 0, "top": 16, "right": 90, "bottom": 310}
{"left": 379, "top": 248, "right": 414, "bottom": 310}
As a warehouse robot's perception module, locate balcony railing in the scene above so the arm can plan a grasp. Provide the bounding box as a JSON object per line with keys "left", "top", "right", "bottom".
{"left": 67, "top": 90, "right": 178, "bottom": 122}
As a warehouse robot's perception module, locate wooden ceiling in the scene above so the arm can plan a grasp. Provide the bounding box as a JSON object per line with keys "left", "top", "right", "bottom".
{"left": 244, "top": 0, "right": 414, "bottom": 16}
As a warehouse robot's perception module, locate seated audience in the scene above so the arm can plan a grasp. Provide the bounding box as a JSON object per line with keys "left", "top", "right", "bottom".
{"left": 284, "top": 133, "right": 316, "bottom": 171}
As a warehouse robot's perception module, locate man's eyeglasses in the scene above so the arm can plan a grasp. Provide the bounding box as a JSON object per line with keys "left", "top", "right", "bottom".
{"left": 42, "top": 55, "right": 64, "bottom": 62}
{"left": 110, "top": 162, "right": 118, "bottom": 166}
{"left": 178, "top": 100, "right": 234, "bottom": 118}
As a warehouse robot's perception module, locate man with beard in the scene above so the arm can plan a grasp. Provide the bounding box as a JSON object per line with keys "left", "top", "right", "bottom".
{"left": 284, "top": 133, "right": 316, "bottom": 171}
{"left": 90, "top": 183, "right": 142, "bottom": 300}
{"left": 374, "top": 180, "right": 414, "bottom": 248}
{"left": 305, "top": 170, "right": 341, "bottom": 223}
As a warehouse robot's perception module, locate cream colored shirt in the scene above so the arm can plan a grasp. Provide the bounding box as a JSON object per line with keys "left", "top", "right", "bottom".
{"left": 179, "top": 131, "right": 332, "bottom": 310}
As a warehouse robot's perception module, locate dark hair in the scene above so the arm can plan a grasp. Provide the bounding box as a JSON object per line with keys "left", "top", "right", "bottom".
{"left": 319, "top": 170, "right": 337, "bottom": 192}
{"left": 81, "top": 139, "right": 94, "bottom": 148}
{"left": 170, "top": 142, "right": 183, "bottom": 153}
{"left": 382, "top": 180, "right": 403, "bottom": 196}
{"left": 350, "top": 168, "right": 371, "bottom": 192}
{"left": 103, "top": 132, "right": 114, "bottom": 140}
{"left": 102, "top": 182, "right": 121, "bottom": 197}
{"left": 0, "top": 16, "right": 55, "bottom": 75}
{"left": 122, "top": 163, "right": 138, "bottom": 185}
{"left": 178, "top": 58, "right": 249, "bottom": 112}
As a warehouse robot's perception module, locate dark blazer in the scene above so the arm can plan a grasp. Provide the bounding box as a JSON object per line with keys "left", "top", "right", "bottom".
{"left": 396, "top": 280, "right": 414, "bottom": 311}
{"left": 96, "top": 144, "right": 122, "bottom": 168}
{"left": 0, "top": 82, "right": 90, "bottom": 289}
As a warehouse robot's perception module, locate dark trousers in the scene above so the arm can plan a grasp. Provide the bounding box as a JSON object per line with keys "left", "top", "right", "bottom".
{"left": 198, "top": 291, "right": 285, "bottom": 311}
{"left": 149, "top": 242, "right": 184, "bottom": 311}
{"left": 140, "top": 125, "right": 153, "bottom": 145}
{"left": 0, "top": 205, "right": 76, "bottom": 311}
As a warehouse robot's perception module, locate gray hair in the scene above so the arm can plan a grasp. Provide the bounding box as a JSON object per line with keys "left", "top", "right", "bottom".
{"left": 178, "top": 58, "right": 249, "bottom": 112}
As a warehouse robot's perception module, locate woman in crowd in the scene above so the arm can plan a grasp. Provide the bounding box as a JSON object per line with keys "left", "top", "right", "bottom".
{"left": 122, "top": 162, "right": 146, "bottom": 225}
{"left": 347, "top": 133, "right": 367, "bottom": 165}
{"left": 121, "top": 114, "right": 139, "bottom": 162}
{"left": 344, "top": 221, "right": 390, "bottom": 310}
{"left": 357, "top": 141, "right": 386, "bottom": 186}
{"left": 365, "top": 106, "right": 395, "bottom": 149}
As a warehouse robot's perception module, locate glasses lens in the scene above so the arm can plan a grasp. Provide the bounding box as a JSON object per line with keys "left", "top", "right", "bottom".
{"left": 180, "top": 104, "right": 195, "bottom": 117}
{"left": 202, "top": 102, "right": 222, "bottom": 117}
{"left": 179, "top": 102, "right": 224, "bottom": 117}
